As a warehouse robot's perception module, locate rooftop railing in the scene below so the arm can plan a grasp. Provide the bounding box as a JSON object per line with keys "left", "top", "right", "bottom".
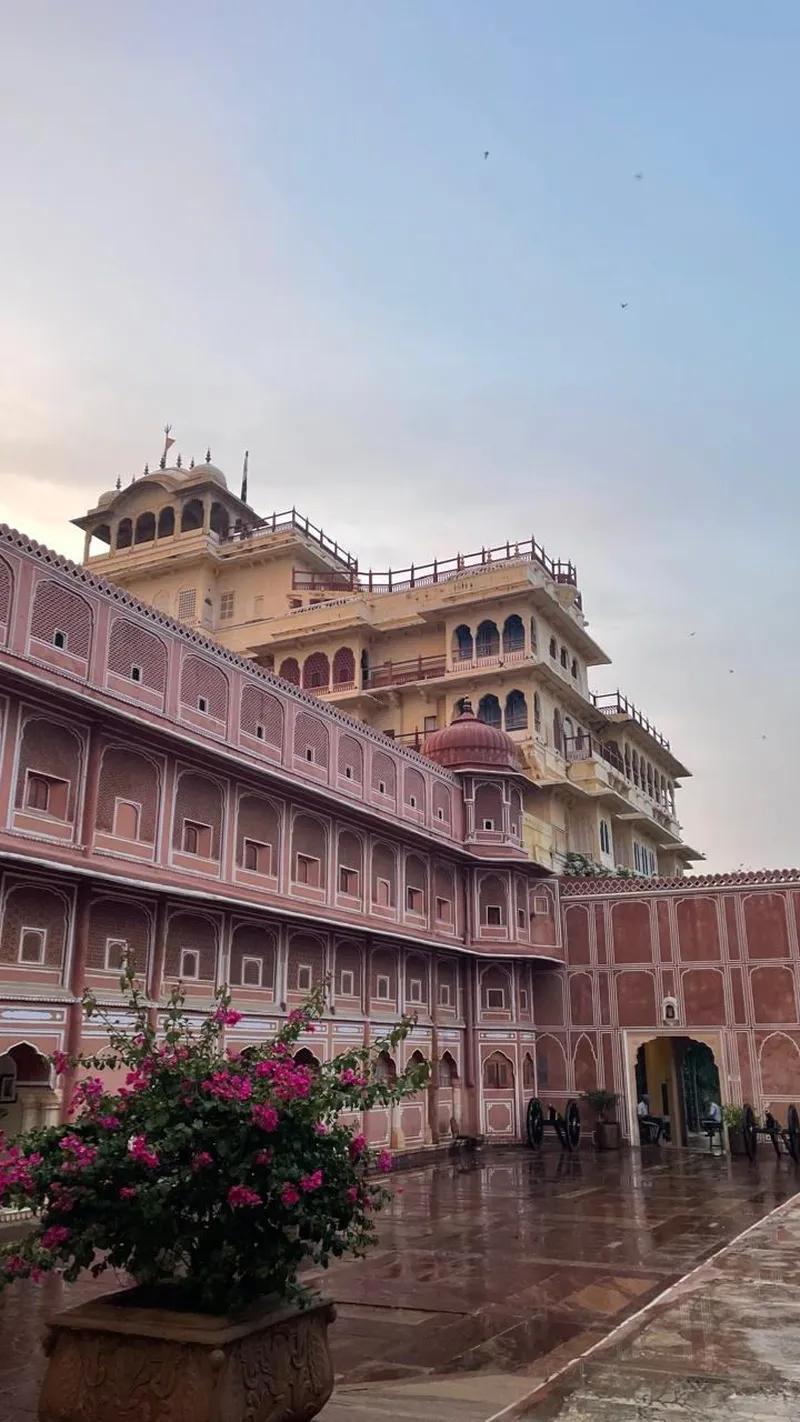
{"left": 590, "top": 691, "right": 671, "bottom": 751}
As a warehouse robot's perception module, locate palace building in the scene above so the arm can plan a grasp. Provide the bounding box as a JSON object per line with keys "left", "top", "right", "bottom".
{"left": 0, "top": 466, "right": 797, "bottom": 1157}
{"left": 72, "top": 456, "right": 701, "bottom": 880}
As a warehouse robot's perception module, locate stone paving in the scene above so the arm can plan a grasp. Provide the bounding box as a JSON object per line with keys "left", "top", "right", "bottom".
{"left": 519, "top": 1184, "right": 800, "bottom": 1420}
{"left": 0, "top": 1146, "right": 796, "bottom": 1421}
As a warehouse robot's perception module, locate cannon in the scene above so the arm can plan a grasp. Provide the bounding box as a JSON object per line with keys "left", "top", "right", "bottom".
{"left": 526, "top": 1097, "right": 581, "bottom": 1153}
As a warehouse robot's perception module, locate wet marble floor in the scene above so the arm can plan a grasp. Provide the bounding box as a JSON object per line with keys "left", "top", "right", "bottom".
{"left": 521, "top": 1185, "right": 800, "bottom": 1420}
{"left": 0, "top": 1147, "right": 795, "bottom": 1421}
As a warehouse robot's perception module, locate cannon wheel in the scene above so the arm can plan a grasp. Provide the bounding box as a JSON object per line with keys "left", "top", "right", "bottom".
{"left": 787, "top": 1105, "right": 800, "bottom": 1164}
{"left": 742, "top": 1103, "right": 758, "bottom": 1162}
{"left": 564, "top": 1099, "right": 581, "bottom": 1153}
{"left": 526, "top": 1097, "right": 544, "bottom": 1150}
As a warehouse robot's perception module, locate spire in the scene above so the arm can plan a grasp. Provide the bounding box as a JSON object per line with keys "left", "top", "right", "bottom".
{"left": 205, "top": 448, "right": 211, "bottom": 463}
{"left": 241, "top": 449, "right": 249, "bottom": 504}
{"left": 115, "top": 476, "right": 122, "bottom": 490}
{"left": 176, "top": 453, "right": 182, "bottom": 469}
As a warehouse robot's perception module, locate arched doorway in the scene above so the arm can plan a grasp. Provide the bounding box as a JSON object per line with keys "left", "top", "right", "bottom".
{"left": 0, "top": 1043, "right": 60, "bottom": 1139}
{"left": 632, "top": 1034, "right": 722, "bottom": 1148}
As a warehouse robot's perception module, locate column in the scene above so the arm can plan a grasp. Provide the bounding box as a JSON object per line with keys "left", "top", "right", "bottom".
{"left": 147, "top": 899, "right": 169, "bottom": 1032}
{"left": 61, "top": 880, "right": 93, "bottom": 1119}
{"left": 80, "top": 728, "right": 104, "bottom": 855}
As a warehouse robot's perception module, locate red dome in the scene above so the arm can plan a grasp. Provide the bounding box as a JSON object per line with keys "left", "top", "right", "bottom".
{"left": 423, "top": 702, "right": 522, "bottom": 772}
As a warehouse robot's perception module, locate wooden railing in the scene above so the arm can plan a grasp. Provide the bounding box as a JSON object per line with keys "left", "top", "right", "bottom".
{"left": 590, "top": 691, "right": 671, "bottom": 751}
{"left": 366, "top": 656, "right": 446, "bottom": 689}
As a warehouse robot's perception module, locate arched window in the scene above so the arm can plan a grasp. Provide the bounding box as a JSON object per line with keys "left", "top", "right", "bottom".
{"left": 563, "top": 716, "right": 575, "bottom": 746}
{"left": 181, "top": 499, "right": 204, "bottom": 533}
{"left": 505, "top": 689, "right": 527, "bottom": 731}
{"left": 294, "top": 1048, "right": 320, "bottom": 1070}
{"left": 452, "top": 625, "right": 473, "bottom": 661}
{"left": 477, "top": 694, "right": 501, "bottom": 729}
{"left": 302, "top": 652, "right": 330, "bottom": 690}
{"left": 533, "top": 692, "right": 542, "bottom": 733}
{"left": 631, "top": 751, "right": 640, "bottom": 787}
{"left": 530, "top": 617, "right": 538, "bottom": 652}
{"left": 439, "top": 1051, "right": 458, "bottom": 1086}
{"left": 134, "top": 512, "right": 155, "bottom": 544}
{"left": 374, "top": 1051, "right": 397, "bottom": 1084}
{"left": 560, "top": 646, "right": 568, "bottom": 669}
{"left": 553, "top": 708, "right": 562, "bottom": 752}
{"left": 571, "top": 658, "right": 578, "bottom": 679}
{"left": 548, "top": 636, "right": 557, "bottom": 659}
{"left": 279, "top": 657, "right": 300, "bottom": 686}
{"left": 210, "top": 502, "right": 229, "bottom": 538}
{"left": 157, "top": 506, "right": 175, "bottom": 538}
{"left": 475, "top": 621, "right": 500, "bottom": 658}
{"left": 502, "top": 615, "right": 525, "bottom": 653}
{"left": 117, "top": 518, "right": 132, "bottom": 550}
{"left": 522, "top": 1052, "right": 535, "bottom": 1090}
{"left": 332, "top": 647, "right": 355, "bottom": 685}
{"left": 483, "top": 1052, "right": 513, "bottom": 1090}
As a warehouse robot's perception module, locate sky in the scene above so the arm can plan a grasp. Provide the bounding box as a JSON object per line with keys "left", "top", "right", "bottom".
{"left": 1, "top": 1, "right": 798, "bottom": 873}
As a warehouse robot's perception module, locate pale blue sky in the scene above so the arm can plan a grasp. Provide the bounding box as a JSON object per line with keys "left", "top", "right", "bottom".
{"left": 1, "top": 2, "right": 798, "bottom": 871}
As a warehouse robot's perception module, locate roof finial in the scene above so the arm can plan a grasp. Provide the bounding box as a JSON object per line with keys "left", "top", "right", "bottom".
{"left": 206, "top": 447, "right": 211, "bottom": 463}
{"left": 142, "top": 464, "right": 148, "bottom": 477}
{"left": 176, "top": 452, "right": 182, "bottom": 469}
{"left": 241, "top": 449, "right": 249, "bottom": 504}
{"left": 190, "top": 456, "right": 195, "bottom": 470}
{"left": 115, "top": 476, "right": 122, "bottom": 490}
{"left": 162, "top": 422, "right": 175, "bottom": 466}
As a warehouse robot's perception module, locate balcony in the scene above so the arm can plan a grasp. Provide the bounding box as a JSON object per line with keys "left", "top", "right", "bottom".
{"left": 590, "top": 691, "right": 671, "bottom": 751}
{"left": 366, "top": 655, "right": 447, "bottom": 690}
{"left": 449, "top": 647, "right": 529, "bottom": 675}
{"left": 564, "top": 734, "right": 681, "bottom": 834}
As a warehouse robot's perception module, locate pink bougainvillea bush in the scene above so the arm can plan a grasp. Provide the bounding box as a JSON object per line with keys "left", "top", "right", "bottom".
{"left": 0, "top": 968, "right": 428, "bottom": 1314}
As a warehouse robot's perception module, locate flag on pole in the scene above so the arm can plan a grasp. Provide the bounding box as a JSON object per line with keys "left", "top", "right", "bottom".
{"left": 241, "top": 450, "right": 249, "bottom": 503}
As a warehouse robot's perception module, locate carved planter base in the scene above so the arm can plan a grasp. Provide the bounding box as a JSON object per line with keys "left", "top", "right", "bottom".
{"left": 39, "top": 1287, "right": 336, "bottom": 1422}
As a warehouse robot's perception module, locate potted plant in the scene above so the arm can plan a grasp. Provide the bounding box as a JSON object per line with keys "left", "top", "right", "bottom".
{"left": 582, "top": 1089, "right": 621, "bottom": 1150}
{"left": 722, "top": 1104, "right": 749, "bottom": 1157}
{"left": 0, "top": 966, "right": 428, "bottom": 1422}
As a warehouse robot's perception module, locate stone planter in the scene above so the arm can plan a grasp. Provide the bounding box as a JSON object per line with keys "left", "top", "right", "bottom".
{"left": 727, "top": 1127, "right": 748, "bottom": 1157}
{"left": 39, "top": 1287, "right": 336, "bottom": 1422}
{"left": 593, "top": 1121, "right": 622, "bottom": 1151}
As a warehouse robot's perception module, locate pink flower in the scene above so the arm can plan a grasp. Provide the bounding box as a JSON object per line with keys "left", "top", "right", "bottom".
{"left": 52, "top": 1051, "right": 70, "bottom": 1076}
{"left": 119, "top": 1186, "right": 137, "bottom": 1200}
{"left": 58, "top": 1135, "right": 97, "bottom": 1172}
{"left": 252, "top": 1103, "right": 279, "bottom": 1133}
{"left": 4, "top": 1254, "right": 28, "bottom": 1277}
{"left": 281, "top": 1183, "right": 300, "bottom": 1206}
{"left": 314, "top": 1122, "right": 328, "bottom": 1135}
{"left": 227, "top": 1184, "right": 261, "bottom": 1208}
{"left": 128, "top": 1136, "right": 159, "bottom": 1170}
{"left": 191, "top": 1152, "right": 213, "bottom": 1172}
{"left": 346, "top": 1187, "right": 359, "bottom": 1202}
{"left": 213, "top": 1007, "right": 243, "bottom": 1027}
{"left": 349, "top": 1134, "right": 366, "bottom": 1160}
{"left": 300, "top": 1169, "right": 323, "bottom": 1193}
{"left": 377, "top": 1150, "right": 392, "bottom": 1173}
{"left": 254, "top": 1149, "right": 273, "bottom": 1166}
{"left": 30, "top": 1266, "right": 43, "bottom": 1282}
{"left": 96, "top": 1115, "right": 120, "bottom": 1131}
{"left": 40, "top": 1225, "right": 70, "bottom": 1250}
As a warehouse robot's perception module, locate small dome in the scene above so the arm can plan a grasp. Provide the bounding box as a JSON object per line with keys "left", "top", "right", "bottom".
{"left": 97, "top": 490, "right": 117, "bottom": 508}
{"left": 185, "top": 462, "right": 227, "bottom": 489}
{"left": 423, "top": 700, "right": 522, "bottom": 773}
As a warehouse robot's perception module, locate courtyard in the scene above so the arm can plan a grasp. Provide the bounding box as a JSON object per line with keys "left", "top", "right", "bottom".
{"left": 2, "top": 1146, "right": 797, "bottom": 1421}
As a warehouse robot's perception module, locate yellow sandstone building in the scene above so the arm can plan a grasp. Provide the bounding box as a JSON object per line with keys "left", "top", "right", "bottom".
{"left": 74, "top": 453, "right": 700, "bottom": 877}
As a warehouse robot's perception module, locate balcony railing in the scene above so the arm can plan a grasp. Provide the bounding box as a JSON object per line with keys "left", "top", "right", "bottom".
{"left": 590, "top": 691, "right": 671, "bottom": 751}
{"left": 280, "top": 534, "right": 581, "bottom": 608}
{"left": 564, "top": 734, "right": 624, "bottom": 774}
{"left": 451, "top": 646, "right": 528, "bottom": 670}
{"left": 366, "top": 655, "right": 447, "bottom": 690}
{"left": 564, "top": 734, "right": 677, "bottom": 819}
{"left": 223, "top": 509, "right": 358, "bottom": 569}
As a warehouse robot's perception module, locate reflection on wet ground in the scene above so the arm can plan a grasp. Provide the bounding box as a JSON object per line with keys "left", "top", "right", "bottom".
{"left": 0, "top": 1147, "right": 795, "bottom": 1421}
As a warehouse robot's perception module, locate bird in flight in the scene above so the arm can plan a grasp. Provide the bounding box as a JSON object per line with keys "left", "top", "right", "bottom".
{"left": 620, "top": 302, "right": 629, "bottom": 309}
{"left": 635, "top": 173, "right": 643, "bottom": 181}
{"left": 483, "top": 150, "right": 489, "bottom": 160}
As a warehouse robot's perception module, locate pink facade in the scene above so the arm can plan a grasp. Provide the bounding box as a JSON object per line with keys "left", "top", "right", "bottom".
{"left": 0, "top": 526, "right": 798, "bottom": 1149}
